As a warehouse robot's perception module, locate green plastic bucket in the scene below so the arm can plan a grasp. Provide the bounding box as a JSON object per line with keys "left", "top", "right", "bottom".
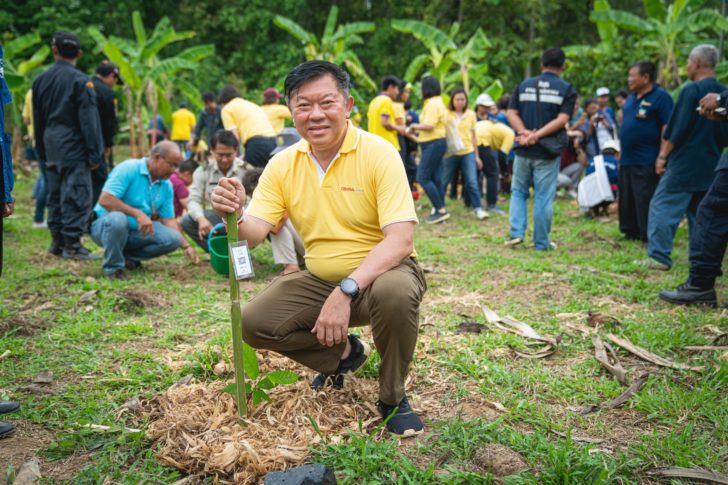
{"left": 208, "top": 223, "right": 229, "bottom": 276}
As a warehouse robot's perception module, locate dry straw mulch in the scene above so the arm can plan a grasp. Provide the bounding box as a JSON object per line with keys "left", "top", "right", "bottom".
{"left": 140, "top": 347, "right": 496, "bottom": 484}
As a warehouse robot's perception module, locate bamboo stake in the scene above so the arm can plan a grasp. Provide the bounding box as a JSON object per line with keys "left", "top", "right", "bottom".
{"left": 226, "top": 212, "right": 248, "bottom": 420}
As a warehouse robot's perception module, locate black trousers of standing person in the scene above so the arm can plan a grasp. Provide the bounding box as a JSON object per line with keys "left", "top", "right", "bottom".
{"left": 398, "top": 134, "right": 417, "bottom": 190}
{"left": 478, "top": 146, "right": 499, "bottom": 208}
{"left": 90, "top": 159, "right": 108, "bottom": 209}
{"left": 618, "top": 164, "right": 659, "bottom": 242}
{"left": 244, "top": 136, "right": 277, "bottom": 167}
{"left": 46, "top": 162, "right": 93, "bottom": 241}
{"left": 688, "top": 167, "right": 728, "bottom": 290}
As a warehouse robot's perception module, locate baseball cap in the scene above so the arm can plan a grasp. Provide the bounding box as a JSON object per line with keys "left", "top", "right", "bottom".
{"left": 51, "top": 32, "right": 81, "bottom": 57}
{"left": 475, "top": 93, "right": 495, "bottom": 107}
{"left": 96, "top": 61, "right": 124, "bottom": 85}
{"left": 596, "top": 87, "right": 610, "bottom": 97}
{"left": 601, "top": 139, "right": 620, "bottom": 153}
{"left": 264, "top": 87, "right": 282, "bottom": 99}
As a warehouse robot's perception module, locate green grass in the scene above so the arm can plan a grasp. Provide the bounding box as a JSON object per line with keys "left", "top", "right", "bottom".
{"left": 1, "top": 168, "right": 726, "bottom": 483}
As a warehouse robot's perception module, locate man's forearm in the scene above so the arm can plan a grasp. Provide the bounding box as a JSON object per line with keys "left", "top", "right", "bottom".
{"left": 535, "top": 114, "right": 569, "bottom": 139}
{"left": 99, "top": 192, "right": 144, "bottom": 218}
{"left": 348, "top": 226, "right": 414, "bottom": 292}
{"left": 161, "top": 218, "right": 188, "bottom": 248}
{"left": 235, "top": 215, "right": 274, "bottom": 248}
{"left": 506, "top": 110, "right": 526, "bottom": 134}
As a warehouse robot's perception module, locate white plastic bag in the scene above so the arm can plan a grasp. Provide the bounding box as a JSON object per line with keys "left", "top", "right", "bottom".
{"left": 577, "top": 155, "right": 614, "bottom": 210}
{"left": 445, "top": 117, "right": 465, "bottom": 155}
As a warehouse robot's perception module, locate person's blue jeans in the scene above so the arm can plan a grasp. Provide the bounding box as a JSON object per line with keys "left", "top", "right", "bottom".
{"left": 647, "top": 177, "right": 705, "bottom": 268}
{"left": 90, "top": 211, "right": 181, "bottom": 274}
{"left": 417, "top": 138, "right": 447, "bottom": 210}
{"left": 509, "top": 155, "right": 560, "bottom": 250}
{"left": 442, "top": 151, "right": 483, "bottom": 209}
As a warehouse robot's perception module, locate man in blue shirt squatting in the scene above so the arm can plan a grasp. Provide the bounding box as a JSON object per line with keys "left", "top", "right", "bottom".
{"left": 506, "top": 47, "right": 577, "bottom": 250}
{"left": 90, "top": 141, "right": 199, "bottom": 280}
{"left": 640, "top": 45, "right": 728, "bottom": 271}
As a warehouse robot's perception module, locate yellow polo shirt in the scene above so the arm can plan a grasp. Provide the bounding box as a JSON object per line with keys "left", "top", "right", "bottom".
{"left": 449, "top": 109, "right": 477, "bottom": 155}
{"left": 476, "top": 120, "right": 515, "bottom": 153}
{"left": 246, "top": 121, "right": 418, "bottom": 282}
{"left": 221, "top": 97, "right": 276, "bottom": 144}
{"left": 418, "top": 96, "right": 447, "bottom": 142}
{"left": 367, "top": 94, "right": 399, "bottom": 150}
{"left": 392, "top": 102, "right": 406, "bottom": 125}
{"left": 23, "top": 89, "right": 34, "bottom": 141}
{"left": 170, "top": 108, "right": 196, "bottom": 141}
{"left": 261, "top": 103, "right": 291, "bottom": 133}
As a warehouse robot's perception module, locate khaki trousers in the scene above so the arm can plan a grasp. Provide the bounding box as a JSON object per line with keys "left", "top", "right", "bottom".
{"left": 241, "top": 258, "right": 427, "bottom": 405}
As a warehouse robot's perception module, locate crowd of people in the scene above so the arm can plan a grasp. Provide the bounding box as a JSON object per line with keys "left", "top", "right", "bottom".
{"left": 2, "top": 31, "right": 728, "bottom": 439}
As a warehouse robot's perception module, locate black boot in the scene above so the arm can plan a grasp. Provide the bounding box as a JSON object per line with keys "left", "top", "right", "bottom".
{"left": 61, "top": 236, "right": 101, "bottom": 260}
{"left": 49, "top": 233, "right": 64, "bottom": 256}
{"left": 0, "top": 421, "right": 15, "bottom": 439}
{"left": 659, "top": 282, "right": 717, "bottom": 307}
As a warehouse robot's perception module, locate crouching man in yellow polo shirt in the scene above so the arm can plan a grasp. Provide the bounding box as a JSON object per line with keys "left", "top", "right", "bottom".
{"left": 211, "top": 60, "right": 427, "bottom": 437}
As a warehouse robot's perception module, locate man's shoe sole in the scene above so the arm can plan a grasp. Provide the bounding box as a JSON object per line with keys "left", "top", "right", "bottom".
{"left": 658, "top": 292, "right": 717, "bottom": 307}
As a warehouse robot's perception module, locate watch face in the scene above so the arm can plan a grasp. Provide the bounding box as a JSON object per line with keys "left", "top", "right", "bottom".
{"left": 341, "top": 278, "right": 357, "bottom": 294}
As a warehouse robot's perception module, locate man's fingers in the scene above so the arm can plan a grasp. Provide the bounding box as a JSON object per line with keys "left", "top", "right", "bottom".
{"left": 325, "top": 326, "right": 334, "bottom": 347}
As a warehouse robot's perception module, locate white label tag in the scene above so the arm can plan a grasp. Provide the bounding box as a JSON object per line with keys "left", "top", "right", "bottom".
{"left": 229, "top": 241, "right": 255, "bottom": 280}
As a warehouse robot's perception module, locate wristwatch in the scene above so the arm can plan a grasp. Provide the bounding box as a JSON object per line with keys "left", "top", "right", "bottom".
{"left": 717, "top": 94, "right": 723, "bottom": 108}
{"left": 339, "top": 277, "right": 360, "bottom": 301}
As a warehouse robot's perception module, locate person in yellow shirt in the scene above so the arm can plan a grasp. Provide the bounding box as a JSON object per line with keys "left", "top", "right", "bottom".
{"left": 170, "top": 103, "right": 196, "bottom": 154}
{"left": 219, "top": 85, "right": 277, "bottom": 167}
{"left": 476, "top": 119, "right": 515, "bottom": 214}
{"left": 441, "top": 88, "right": 487, "bottom": 220}
{"left": 210, "top": 60, "right": 426, "bottom": 437}
{"left": 261, "top": 87, "right": 291, "bottom": 133}
{"left": 407, "top": 76, "right": 449, "bottom": 223}
{"left": 367, "top": 76, "right": 404, "bottom": 151}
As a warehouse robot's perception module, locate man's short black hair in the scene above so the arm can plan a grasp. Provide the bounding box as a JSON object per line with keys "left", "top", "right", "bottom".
{"left": 179, "top": 158, "right": 199, "bottom": 174}
{"left": 381, "top": 75, "right": 400, "bottom": 91}
{"left": 202, "top": 92, "right": 215, "bottom": 103}
{"left": 219, "top": 85, "right": 241, "bottom": 105}
{"left": 52, "top": 31, "right": 80, "bottom": 59}
{"left": 242, "top": 167, "right": 264, "bottom": 196}
{"left": 496, "top": 94, "right": 511, "bottom": 111}
{"left": 584, "top": 97, "right": 599, "bottom": 108}
{"left": 541, "top": 48, "right": 566, "bottom": 69}
{"left": 284, "top": 60, "right": 350, "bottom": 101}
{"left": 211, "top": 129, "right": 239, "bottom": 150}
{"left": 421, "top": 76, "right": 441, "bottom": 99}
{"left": 631, "top": 61, "right": 656, "bottom": 82}
{"left": 615, "top": 89, "right": 629, "bottom": 99}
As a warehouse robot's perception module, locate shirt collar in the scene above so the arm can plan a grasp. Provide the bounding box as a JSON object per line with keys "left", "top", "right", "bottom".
{"left": 140, "top": 158, "right": 151, "bottom": 178}
{"left": 211, "top": 157, "right": 244, "bottom": 176}
{"left": 296, "top": 120, "right": 360, "bottom": 155}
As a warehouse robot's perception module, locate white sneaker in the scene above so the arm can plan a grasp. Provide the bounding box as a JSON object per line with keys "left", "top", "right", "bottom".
{"left": 474, "top": 208, "right": 489, "bottom": 220}
{"left": 32, "top": 221, "right": 48, "bottom": 229}
{"left": 505, "top": 237, "right": 523, "bottom": 247}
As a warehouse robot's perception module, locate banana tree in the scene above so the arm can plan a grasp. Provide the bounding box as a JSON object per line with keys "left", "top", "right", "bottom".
{"left": 590, "top": 0, "right": 728, "bottom": 89}
{"left": 273, "top": 5, "right": 377, "bottom": 94}
{"left": 393, "top": 20, "right": 501, "bottom": 104}
{"left": 2, "top": 32, "right": 50, "bottom": 165}
{"left": 88, "top": 11, "right": 214, "bottom": 156}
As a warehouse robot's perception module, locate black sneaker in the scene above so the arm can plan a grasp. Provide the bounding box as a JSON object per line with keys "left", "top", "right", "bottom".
{"left": 659, "top": 283, "right": 717, "bottom": 307}
{"left": 0, "top": 421, "right": 16, "bottom": 439}
{"left": 49, "top": 234, "right": 64, "bottom": 256}
{"left": 105, "top": 269, "right": 130, "bottom": 281}
{"left": 311, "top": 335, "right": 370, "bottom": 390}
{"left": 62, "top": 241, "right": 102, "bottom": 260}
{"left": 377, "top": 396, "right": 424, "bottom": 437}
{"left": 425, "top": 211, "right": 450, "bottom": 224}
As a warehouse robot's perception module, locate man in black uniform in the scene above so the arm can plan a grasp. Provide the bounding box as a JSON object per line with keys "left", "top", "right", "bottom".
{"left": 91, "top": 61, "right": 122, "bottom": 204}
{"left": 32, "top": 32, "right": 103, "bottom": 260}
{"left": 659, "top": 90, "right": 728, "bottom": 307}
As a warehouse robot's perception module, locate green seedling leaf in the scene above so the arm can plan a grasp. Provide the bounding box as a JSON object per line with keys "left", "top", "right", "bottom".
{"left": 265, "top": 370, "right": 300, "bottom": 385}
{"left": 242, "top": 342, "right": 259, "bottom": 380}
{"left": 257, "top": 377, "right": 275, "bottom": 390}
{"left": 222, "top": 383, "right": 237, "bottom": 396}
{"left": 252, "top": 388, "right": 271, "bottom": 406}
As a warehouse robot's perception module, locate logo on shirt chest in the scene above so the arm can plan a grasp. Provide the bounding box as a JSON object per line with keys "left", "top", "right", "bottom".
{"left": 339, "top": 186, "right": 364, "bottom": 193}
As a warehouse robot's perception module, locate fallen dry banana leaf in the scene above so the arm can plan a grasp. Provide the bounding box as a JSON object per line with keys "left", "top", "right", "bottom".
{"left": 606, "top": 334, "right": 704, "bottom": 372}
{"left": 649, "top": 467, "right": 728, "bottom": 484}
{"left": 685, "top": 346, "right": 728, "bottom": 352}
{"left": 592, "top": 335, "right": 628, "bottom": 386}
{"left": 578, "top": 372, "right": 649, "bottom": 415}
{"left": 481, "top": 306, "right": 557, "bottom": 344}
{"left": 510, "top": 344, "right": 558, "bottom": 359}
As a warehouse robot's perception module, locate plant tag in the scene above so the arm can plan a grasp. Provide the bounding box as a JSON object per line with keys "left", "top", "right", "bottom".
{"left": 230, "top": 241, "right": 255, "bottom": 280}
